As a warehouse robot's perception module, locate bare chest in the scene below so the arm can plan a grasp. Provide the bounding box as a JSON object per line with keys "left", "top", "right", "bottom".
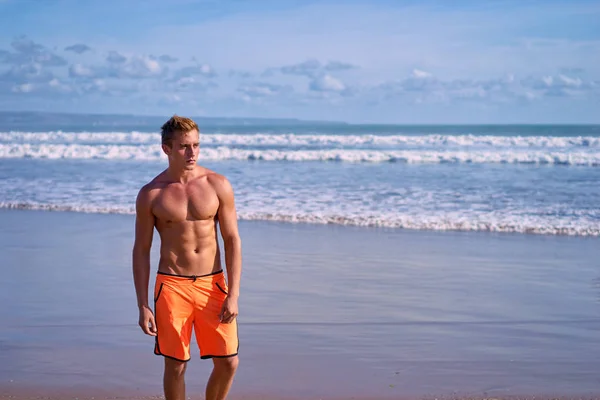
{"left": 152, "top": 183, "right": 219, "bottom": 223}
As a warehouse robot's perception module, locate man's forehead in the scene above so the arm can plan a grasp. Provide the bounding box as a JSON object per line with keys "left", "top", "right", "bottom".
{"left": 175, "top": 129, "right": 199, "bottom": 142}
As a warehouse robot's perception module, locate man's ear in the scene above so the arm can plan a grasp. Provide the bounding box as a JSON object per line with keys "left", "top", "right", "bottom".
{"left": 161, "top": 143, "right": 171, "bottom": 155}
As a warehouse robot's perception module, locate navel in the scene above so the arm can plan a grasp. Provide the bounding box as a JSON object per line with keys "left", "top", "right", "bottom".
{"left": 194, "top": 248, "right": 199, "bottom": 253}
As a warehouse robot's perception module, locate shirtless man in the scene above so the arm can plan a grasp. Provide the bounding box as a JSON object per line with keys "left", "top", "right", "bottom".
{"left": 132, "top": 115, "right": 241, "bottom": 400}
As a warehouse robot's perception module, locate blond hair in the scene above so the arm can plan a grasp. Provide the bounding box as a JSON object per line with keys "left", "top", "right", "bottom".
{"left": 160, "top": 115, "right": 199, "bottom": 146}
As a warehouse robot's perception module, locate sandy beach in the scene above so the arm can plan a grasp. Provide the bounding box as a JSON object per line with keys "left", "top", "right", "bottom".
{"left": 1, "top": 209, "right": 599, "bottom": 400}
{"left": 2, "top": 0, "right": 600, "bottom": 397}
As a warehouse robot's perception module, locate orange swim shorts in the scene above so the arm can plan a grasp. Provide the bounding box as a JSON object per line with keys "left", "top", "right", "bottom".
{"left": 153, "top": 269, "right": 239, "bottom": 362}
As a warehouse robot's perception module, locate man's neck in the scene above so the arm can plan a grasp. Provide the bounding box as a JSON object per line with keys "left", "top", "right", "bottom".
{"left": 166, "top": 165, "right": 198, "bottom": 184}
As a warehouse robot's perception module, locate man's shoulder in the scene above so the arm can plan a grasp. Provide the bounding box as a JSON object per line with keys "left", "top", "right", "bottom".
{"left": 202, "top": 168, "right": 234, "bottom": 196}
{"left": 137, "top": 172, "right": 168, "bottom": 199}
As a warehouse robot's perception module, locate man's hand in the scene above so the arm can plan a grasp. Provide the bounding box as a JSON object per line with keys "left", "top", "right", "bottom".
{"left": 219, "top": 296, "right": 239, "bottom": 324}
{"left": 138, "top": 305, "right": 157, "bottom": 336}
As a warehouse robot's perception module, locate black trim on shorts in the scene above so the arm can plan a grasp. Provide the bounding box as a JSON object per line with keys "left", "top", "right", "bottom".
{"left": 154, "top": 283, "right": 164, "bottom": 302}
{"left": 154, "top": 345, "right": 191, "bottom": 363}
{"left": 200, "top": 319, "right": 240, "bottom": 360}
{"left": 153, "top": 283, "right": 191, "bottom": 363}
{"left": 201, "top": 352, "right": 238, "bottom": 360}
{"left": 157, "top": 269, "right": 223, "bottom": 280}
{"left": 215, "top": 282, "right": 228, "bottom": 295}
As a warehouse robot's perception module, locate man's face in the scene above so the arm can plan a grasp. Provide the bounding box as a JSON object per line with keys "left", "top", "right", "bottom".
{"left": 163, "top": 129, "right": 200, "bottom": 170}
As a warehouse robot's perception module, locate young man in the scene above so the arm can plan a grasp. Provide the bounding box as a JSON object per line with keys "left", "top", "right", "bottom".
{"left": 132, "top": 115, "right": 242, "bottom": 400}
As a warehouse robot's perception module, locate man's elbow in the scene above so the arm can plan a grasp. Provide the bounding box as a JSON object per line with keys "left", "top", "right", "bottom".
{"left": 132, "top": 243, "right": 151, "bottom": 261}
{"left": 223, "top": 234, "right": 242, "bottom": 250}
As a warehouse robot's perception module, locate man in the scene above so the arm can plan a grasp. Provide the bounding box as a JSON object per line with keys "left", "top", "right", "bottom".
{"left": 132, "top": 115, "right": 242, "bottom": 400}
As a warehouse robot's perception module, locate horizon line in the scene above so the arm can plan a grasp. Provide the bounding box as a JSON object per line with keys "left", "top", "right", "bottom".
{"left": 0, "top": 110, "right": 599, "bottom": 127}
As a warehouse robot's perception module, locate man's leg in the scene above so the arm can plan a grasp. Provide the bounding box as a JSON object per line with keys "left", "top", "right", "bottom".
{"left": 205, "top": 356, "right": 239, "bottom": 400}
{"left": 164, "top": 358, "right": 187, "bottom": 400}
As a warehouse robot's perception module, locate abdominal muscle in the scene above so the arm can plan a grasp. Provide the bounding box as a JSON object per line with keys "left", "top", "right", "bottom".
{"left": 156, "top": 219, "right": 222, "bottom": 276}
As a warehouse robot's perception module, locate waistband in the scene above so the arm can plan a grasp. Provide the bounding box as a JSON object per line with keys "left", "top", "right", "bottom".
{"left": 157, "top": 269, "right": 223, "bottom": 282}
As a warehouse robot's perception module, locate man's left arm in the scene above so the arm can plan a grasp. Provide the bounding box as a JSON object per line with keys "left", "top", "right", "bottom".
{"left": 213, "top": 175, "right": 242, "bottom": 323}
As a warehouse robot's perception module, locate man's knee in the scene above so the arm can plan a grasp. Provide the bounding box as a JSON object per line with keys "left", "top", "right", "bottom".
{"left": 213, "top": 355, "right": 239, "bottom": 374}
{"left": 164, "top": 358, "right": 187, "bottom": 377}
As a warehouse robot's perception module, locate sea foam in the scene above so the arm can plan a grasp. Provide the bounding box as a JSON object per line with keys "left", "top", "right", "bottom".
{"left": 1, "top": 131, "right": 599, "bottom": 148}
{"left": 1, "top": 201, "right": 597, "bottom": 236}
{"left": 1, "top": 143, "right": 598, "bottom": 166}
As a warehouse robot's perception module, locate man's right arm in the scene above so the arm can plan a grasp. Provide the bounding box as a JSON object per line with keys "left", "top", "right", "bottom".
{"left": 132, "top": 186, "right": 157, "bottom": 336}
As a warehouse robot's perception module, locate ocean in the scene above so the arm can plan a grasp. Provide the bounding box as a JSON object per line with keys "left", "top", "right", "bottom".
{"left": 0, "top": 112, "right": 599, "bottom": 236}
{"left": 1, "top": 113, "right": 600, "bottom": 399}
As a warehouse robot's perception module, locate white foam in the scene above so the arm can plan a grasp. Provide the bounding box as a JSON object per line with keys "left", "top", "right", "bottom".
{"left": 0, "top": 202, "right": 135, "bottom": 215}
{"left": 0, "top": 143, "right": 166, "bottom": 160}
{"left": 238, "top": 212, "right": 600, "bottom": 236}
{"left": 0, "top": 131, "right": 160, "bottom": 144}
{"left": 1, "top": 143, "right": 599, "bottom": 166}
{"left": 1, "top": 201, "right": 597, "bottom": 236}
{"left": 1, "top": 131, "right": 599, "bottom": 148}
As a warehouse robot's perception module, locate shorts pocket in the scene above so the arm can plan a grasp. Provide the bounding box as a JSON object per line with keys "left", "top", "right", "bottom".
{"left": 215, "top": 282, "right": 228, "bottom": 295}
{"left": 154, "top": 283, "right": 165, "bottom": 302}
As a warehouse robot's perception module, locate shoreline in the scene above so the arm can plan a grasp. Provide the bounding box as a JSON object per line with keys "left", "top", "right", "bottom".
{"left": 0, "top": 206, "right": 598, "bottom": 239}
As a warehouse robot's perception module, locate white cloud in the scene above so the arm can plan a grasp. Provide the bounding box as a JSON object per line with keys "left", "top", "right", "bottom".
{"left": 172, "top": 63, "right": 217, "bottom": 80}
{"left": 161, "top": 93, "right": 182, "bottom": 103}
{"left": 9, "top": 77, "right": 72, "bottom": 95}
{"left": 108, "top": 53, "right": 165, "bottom": 79}
{"left": 47, "top": 78, "right": 72, "bottom": 93}
{"left": 238, "top": 82, "right": 292, "bottom": 98}
{"left": 69, "top": 63, "right": 95, "bottom": 78}
{"left": 277, "top": 59, "right": 358, "bottom": 79}
{"left": 1, "top": 62, "right": 55, "bottom": 84}
{"left": 309, "top": 74, "right": 345, "bottom": 92}
{"left": 172, "top": 76, "right": 218, "bottom": 92}
{"left": 411, "top": 69, "right": 432, "bottom": 79}
{"left": 139, "top": 1, "right": 600, "bottom": 90}
{"left": 521, "top": 73, "right": 595, "bottom": 96}
{"left": 199, "top": 64, "right": 212, "bottom": 75}
{"left": 92, "top": 79, "right": 107, "bottom": 92}
{"left": 541, "top": 76, "right": 554, "bottom": 86}
{"left": 280, "top": 59, "right": 322, "bottom": 77}
{"left": 558, "top": 74, "right": 582, "bottom": 88}
{"left": 370, "top": 71, "right": 599, "bottom": 105}
{"left": 0, "top": 36, "right": 66, "bottom": 67}
{"left": 69, "top": 52, "right": 167, "bottom": 80}
{"left": 107, "top": 51, "right": 127, "bottom": 64}
{"left": 12, "top": 83, "right": 33, "bottom": 93}
{"left": 1, "top": 0, "right": 599, "bottom": 122}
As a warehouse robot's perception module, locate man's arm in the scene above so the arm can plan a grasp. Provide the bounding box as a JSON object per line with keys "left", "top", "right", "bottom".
{"left": 132, "top": 185, "right": 157, "bottom": 335}
{"left": 213, "top": 175, "right": 242, "bottom": 322}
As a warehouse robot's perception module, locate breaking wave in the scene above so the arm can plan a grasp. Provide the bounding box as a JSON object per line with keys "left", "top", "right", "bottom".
{"left": 1, "top": 201, "right": 598, "bottom": 237}
{"left": 1, "top": 143, "right": 599, "bottom": 166}
{"left": 1, "top": 131, "right": 599, "bottom": 148}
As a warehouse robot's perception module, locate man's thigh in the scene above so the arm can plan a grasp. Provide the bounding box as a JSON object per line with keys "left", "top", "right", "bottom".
{"left": 154, "top": 281, "right": 195, "bottom": 362}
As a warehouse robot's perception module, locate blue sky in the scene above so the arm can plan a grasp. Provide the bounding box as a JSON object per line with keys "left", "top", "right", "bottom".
{"left": 0, "top": 0, "right": 599, "bottom": 123}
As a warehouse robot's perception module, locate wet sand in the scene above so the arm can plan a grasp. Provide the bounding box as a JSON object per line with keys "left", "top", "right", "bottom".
{"left": 1, "top": 388, "right": 599, "bottom": 400}
{"left": 0, "top": 209, "right": 599, "bottom": 399}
